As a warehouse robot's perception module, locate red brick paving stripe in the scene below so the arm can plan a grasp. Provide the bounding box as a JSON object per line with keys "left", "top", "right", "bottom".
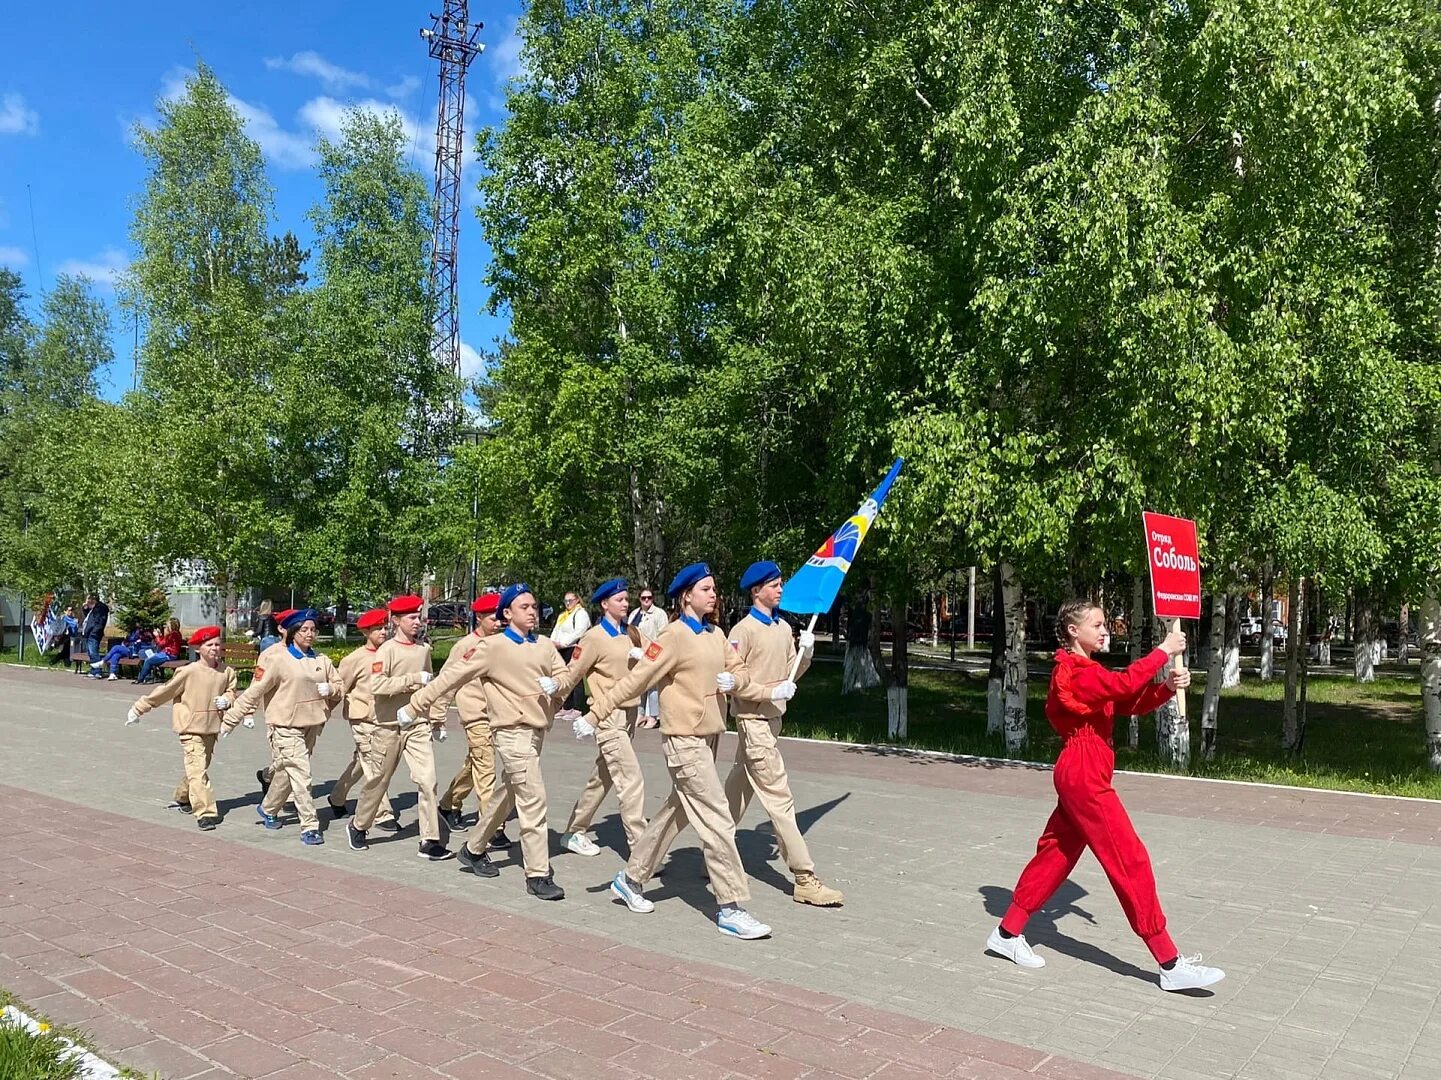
{"left": 0, "top": 782, "right": 1134, "bottom": 1079}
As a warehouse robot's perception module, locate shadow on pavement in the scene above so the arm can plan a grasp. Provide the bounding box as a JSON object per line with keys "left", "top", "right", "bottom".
{"left": 979, "top": 882, "right": 1157, "bottom": 986}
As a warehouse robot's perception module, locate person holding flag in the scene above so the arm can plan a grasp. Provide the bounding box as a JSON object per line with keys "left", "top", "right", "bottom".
{"left": 985, "top": 598, "right": 1225, "bottom": 992}
{"left": 723, "top": 560, "right": 843, "bottom": 907}
{"left": 580, "top": 562, "right": 774, "bottom": 940}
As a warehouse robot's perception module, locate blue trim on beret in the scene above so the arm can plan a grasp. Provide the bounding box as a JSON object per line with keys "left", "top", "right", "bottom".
{"left": 499, "top": 583, "right": 533, "bottom": 616}
{"left": 666, "top": 562, "right": 712, "bottom": 599}
{"left": 591, "top": 577, "right": 628, "bottom": 605}
{"left": 740, "top": 560, "right": 782, "bottom": 592}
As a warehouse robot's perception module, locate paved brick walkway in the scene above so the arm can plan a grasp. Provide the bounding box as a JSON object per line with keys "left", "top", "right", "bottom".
{"left": 4, "top": 665, "right": 1441, "bottom": 1079}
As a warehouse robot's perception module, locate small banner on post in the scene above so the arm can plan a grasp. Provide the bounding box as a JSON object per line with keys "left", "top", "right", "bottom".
{"left": 1142, "top": 511, "right": 1202, "bottom": 620}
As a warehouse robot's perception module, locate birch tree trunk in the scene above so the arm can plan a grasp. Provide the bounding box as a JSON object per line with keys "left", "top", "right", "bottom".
{"left": 1222, "top": 592, "right": 1242, "bottom": 688}
{"left": 1354, "top": 596, "right": 1377, "bottom": 683}
{"left": 1153, "top": 610, "right": 1188, "bottom": 769}
{"left": 1259, "top": 559, "right": 1275, "bottom": 681}
{"left": 1282, "top": 576, "right": 1306, "bottom": 750}
{"left": 987, "top": 563, "right": 1005, "bottom": 736}
{"left": 930, "top": 592, "right": 940, "bottom": 649}
{"left": 1201, "top": 592, "right": 1227, "bottom": 761}
{"left": 888, "top": 593, "right": 909, "bottom": 738}
{"left": 1399, "top": 604, "right": 1410, "bottom": 665}
{"left": 1000, "top": 561, "right": 1027, "bottom": 752}
{"left": 1421, "top": 587, "right": 1441, "bottom": 772}
{"left": 1128, "top": 576, "right": 1145, "bottom": 750}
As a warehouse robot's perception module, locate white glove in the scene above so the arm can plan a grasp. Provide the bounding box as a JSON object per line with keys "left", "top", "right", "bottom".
{"left": 770, "top": 679, "right": 797, "bottom": 702}
{"left": 315, "top": 682, "right": 331, "bottom": 697}
{"left": 125, "top": 708, "right": 140, "bottom": 725}
{"left": 220, "top": 726, "right": 229, "bottom": 739}
{"left": 538, "top": 676, "right": 558, "bottom": 696}
{"left": 798, "top": 630, "right": 816, "bottom": 651}
{"left": 716, "top": 672, "right": 736, "bottom": 692}
{"left": 431, "top": 726, "right": 447, "bottom": 742}
{"left": 213, "top": 696, "right": 230, "bottom": 711}
{"left": 417, "top": 671, "right": 432, "bottom": 685}
{"left": 242, "top": 715, "right": 255, "bottom": 728}
{"left": 628, "top": 646, "right": 644, "bottom": 661}
{"left": 573, "top": 716, "right": 596, "bottom": 739}
{"left": 397, "top": 705, "right": 417, "bottom": 728}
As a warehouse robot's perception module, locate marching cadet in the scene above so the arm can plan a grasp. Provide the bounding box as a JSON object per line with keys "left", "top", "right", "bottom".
{"left": 233, "top": 609, "right": 343, "bottom": 846}
{"left": 436, "top": 594, "right": 512, "bottom": 854}
{"left": 582, "top": 562, "right": 782, "bottom": 940}
{"left": 723, "top": 561, "right": 844, "bottom": 906}
{"left": 553, "top": 577, "right": 648, "bottom": 857}
{"left": 401, "top": 584, "right": 568, "bottom": 900}
{"left": 346, "top": 595, "right": 453, "bottom": 862}
{"left": 253, "top": 608, "right": 295, "bottom": 797}
{"left": 125, "top": 625, "right": 242, "bottom": 831}
{"left": 325, "top": 608, "right": 399, "bottom": 831}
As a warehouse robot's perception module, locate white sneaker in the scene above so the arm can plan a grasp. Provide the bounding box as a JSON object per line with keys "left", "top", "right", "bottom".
{"left": 106, "top": 673, "right": 118, "bottom": 681}
{"left": 89, "top": 662, "right": 102, "bottom": 670}
{"left": 563, "top": 832, "right": 600, "bottom": 857}
{"left": 1160, "top": 954, "right": 1225, "bottom": 992}
{"left": 611, "top": 871, "right": 654, "bottom": 913}
{"left": 717, "top": 907, "right": 771, "bottom": 940}
{"left": 986, "top": 926, "right": 1046, "bottom": 969}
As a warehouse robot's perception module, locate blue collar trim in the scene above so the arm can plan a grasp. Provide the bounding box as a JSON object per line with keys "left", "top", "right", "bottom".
{"left": 503, "top": 627, "right": 537, "bottom": 644}
{"left": 600, "top": 616, "right": 624, "bottom": 637}
{"left": 287, "top": 644, "right": 316, "bottom": 659}
{"left": 748, "top": 606, "right": 775, "bottom": 626}
{"left": 680, "top": 614, "right": 709, "bottom": 634}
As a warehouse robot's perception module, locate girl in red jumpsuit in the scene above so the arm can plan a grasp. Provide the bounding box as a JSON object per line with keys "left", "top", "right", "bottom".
{"left": 986, "top": 600, "right": 1225, "bottom": 992}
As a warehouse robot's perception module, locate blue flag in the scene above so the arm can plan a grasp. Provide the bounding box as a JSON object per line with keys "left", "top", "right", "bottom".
{"left": 780, "top": 458, "right": 904, "bottom": 615}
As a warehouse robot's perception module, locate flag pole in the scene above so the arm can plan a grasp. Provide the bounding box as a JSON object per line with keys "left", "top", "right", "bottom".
{"left": 1171, "top": 616, "right": 1187, "bottom": 718}
{"left": 788, "top": 614, "right": 819, "bottom": 682}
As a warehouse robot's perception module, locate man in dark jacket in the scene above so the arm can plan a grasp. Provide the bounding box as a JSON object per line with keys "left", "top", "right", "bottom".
{"left": 79, "top": 595, "right": 109, "bottom": 670}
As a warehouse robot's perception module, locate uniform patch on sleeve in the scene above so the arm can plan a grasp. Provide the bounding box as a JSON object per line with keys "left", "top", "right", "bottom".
{"left": 644, "top": 641, "right": 663, "bottom": 661}
{"left": 254, "top": 666, "right": 265, "bottom": 680}
{"left": 729, "top": 639, "right": 740, "bottom": 650}
{"left": 572, "top": 646, "right": 582, "bottom": 661}
{"left": 463, "top": 647, "right": 476, "bottom": 660}
{"left": 371, "top": 660, "right": 384, "bottom": 674}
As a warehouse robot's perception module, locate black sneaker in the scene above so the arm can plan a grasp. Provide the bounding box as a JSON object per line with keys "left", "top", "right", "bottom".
{"left": 329, "top": 801, "right": 349, "bottom": 819}
{"left": 347, "top": 822, "right": 368, "bottom": 851}
{"left": 457, "top": 845, "right": 499, "bottom": 878}
{"left": 488, "top": 829, "right": 513, "bottom": 851}
{"left": 526, "top": 873, "right": 565, "bottom": 901}
{"left": 441, "top": 807, "right": 467, "bottom": 832}
{"left": 256, "top": 768, "right": 271, "bottom": 796}
{"left": 418, "top": 840, "right": 454, "bottom": 862}
{"left": 196, "top": 816, "right": 219, "bottom": 831}
{"left": 168, "top": 800, "right": 192, "bottom": 814}
{"left": 376, "top": 816, "right": 402, "bottom": 833}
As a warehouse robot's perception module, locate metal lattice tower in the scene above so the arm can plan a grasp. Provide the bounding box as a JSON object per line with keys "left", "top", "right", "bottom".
{"left": 421, "top": 3, "right": 484, "bottom": 387}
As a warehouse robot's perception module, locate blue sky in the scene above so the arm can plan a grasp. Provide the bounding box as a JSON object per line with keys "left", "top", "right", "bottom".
{"left": 0, "top": 0, "right": 524, "bottom": 398}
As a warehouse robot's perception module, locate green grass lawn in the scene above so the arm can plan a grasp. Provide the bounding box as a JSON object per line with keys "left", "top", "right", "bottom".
{"left": 0, "top": 989, "right": 155, "bottom": 1080}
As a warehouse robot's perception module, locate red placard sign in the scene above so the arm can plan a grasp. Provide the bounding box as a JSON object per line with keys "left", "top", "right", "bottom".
{"left": 1142, "top": 511, "right": 1202, "bottom": 620}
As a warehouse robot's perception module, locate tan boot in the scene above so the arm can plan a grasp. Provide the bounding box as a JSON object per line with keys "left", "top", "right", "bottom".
{"left": 792, "top": 872, "right": 844, "bottom": 907}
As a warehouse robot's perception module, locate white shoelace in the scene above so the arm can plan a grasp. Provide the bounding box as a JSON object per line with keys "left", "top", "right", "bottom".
{"left": 725, "top": 909, "right": 764, "bottom": 932}
{"left": 1173, "top": 953, "right": 1206, "bottom": 971}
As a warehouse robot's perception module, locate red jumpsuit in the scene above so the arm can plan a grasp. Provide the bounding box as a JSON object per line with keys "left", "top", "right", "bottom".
{"left": 999, "top": 647, "right": 1180, "bottom": 964}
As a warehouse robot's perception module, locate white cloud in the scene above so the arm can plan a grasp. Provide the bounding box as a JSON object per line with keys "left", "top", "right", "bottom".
{"left": 484, "top": 19, "right": 525, "bottom": 111}
{"left": 56, "top": 247, "right": 128, "bottom": 290}
{"left": 230, "top": 94, "right": 316, "bottom": 169}
{"left": 265, "top": 51, "right": 372, "bottom": 92}
{"left": 386, "top": 75, "right": 422, "bottom": 100}
{"left": 0, "top": 93, "right": 39, "bottom": 136}
{"left": 0, "top": 245, "right": 29, "bottom": 268}
{"left": 459, "top": 339, "right": 486, "bottom": 378}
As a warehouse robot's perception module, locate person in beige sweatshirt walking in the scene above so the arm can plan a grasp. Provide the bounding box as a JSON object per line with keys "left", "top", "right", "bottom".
{"left": 125, "top": 625, "right": 240, "bottom": 831}
{"left": 553, "top": 577, "right": 648, "bottom": 857}
{"left": 347, "top": 595, "right": 452, "bottom": 862}
{"left": 436, "top": 593, "right": 509, "bottom": 849}
{"left": 401, "top": 584, "right": 569, "bottom": 900}
{"left": 233, "top": 609, "right": 343, "bottom": 846}
{"left": 583, "top": 561, "right": 780, "bottom": 940}
{"left": 326, "top": 608, "right": 398, "bottom": 830}
{"left": 724, "top": 560, "right": 843, "bottom": 907}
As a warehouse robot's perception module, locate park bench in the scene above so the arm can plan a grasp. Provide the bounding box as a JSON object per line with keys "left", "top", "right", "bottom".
{"left": 224, "top": 641, "right": 260, "bottom": 686}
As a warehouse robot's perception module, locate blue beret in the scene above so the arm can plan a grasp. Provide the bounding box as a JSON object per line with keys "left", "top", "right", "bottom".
{"left": 499, "top": 583, "right": 533, "bottom": 616}
{"left": 281, "top": 608, "right": 318, "bottom": 631}
{"left": 592, "top": 577, "right": 628, "bottom": 605}
{"left": 666, "top": 561, "right": 712, "bottom": 599}
{"left": 740, "top": 560, "right": 782, "bottom": 592}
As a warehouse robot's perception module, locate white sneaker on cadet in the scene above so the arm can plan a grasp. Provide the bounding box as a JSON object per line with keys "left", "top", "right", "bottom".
{"left": 563, "top": 832, "right": 600, "bottom": 857}
{"left": 1160, "top": 954, "right": 1225, "bottom": 992}
{"left": 610, "top": 871, "right": 654, "bottom": 913}
{"left": 986, "top": 926, "right": 1046, "bottom": 969}
{"left": 717, "top": 906, "right": 771, "bottom": 940}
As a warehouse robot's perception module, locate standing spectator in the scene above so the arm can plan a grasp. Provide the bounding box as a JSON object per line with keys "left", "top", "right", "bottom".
{"left": 628, "top": 586, "right": 667, "bottom": 726}
{"left": 79, "top": 594, "right": 109, "bottom": 673}
{"left": 136, "top": 618, "right": 184, "bottom": 683}
{"left": 47, "top": 605, "right": 80, "bottom": 668}
{"left": 255, "top": 601, "right": 280, "bottom": 653}
{"left": 548, "top": 590, "right": 592, "bottom": 712}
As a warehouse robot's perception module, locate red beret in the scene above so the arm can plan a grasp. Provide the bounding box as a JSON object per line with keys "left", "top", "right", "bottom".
{"left": 387, "top": 594, "right": 424, "bottom": 616}
{"left": 189, "top": 625, "right": 221, "bottom": 647}
{"left": 274, "top": 609, "right": 296, "bottom": 625}
{"left": 356, "top": 608, "right": 388, "bottom": 631}
{"left": 472, "top": 593, "right": 500, "bottom": 615}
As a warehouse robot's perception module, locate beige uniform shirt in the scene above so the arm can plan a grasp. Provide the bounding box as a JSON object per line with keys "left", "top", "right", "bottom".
{"left": 235, "top": 646, "right": 342, "bottom": 728}
{"left": 133, "top": 662, "right": 238, "bottom": 735}
{"left": 430, "top": 628, "right": 493, "bottom": 724}
{"left": 410, "top": 629, "right": 568, "bottom": 731}
{"left": 370, "top": 637, "right": 433, "bottom": 726}
{"left": 728, "top": 608, "right": 812, "bottom": 721}
{"left": 336, "top": 645, "right": 380, "bottom": 722}
{"left": 586, "top": 616, "right": 752, "bottom": 737}
{"left": 553, "top": 617, "right": 642, "bottom": 709}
